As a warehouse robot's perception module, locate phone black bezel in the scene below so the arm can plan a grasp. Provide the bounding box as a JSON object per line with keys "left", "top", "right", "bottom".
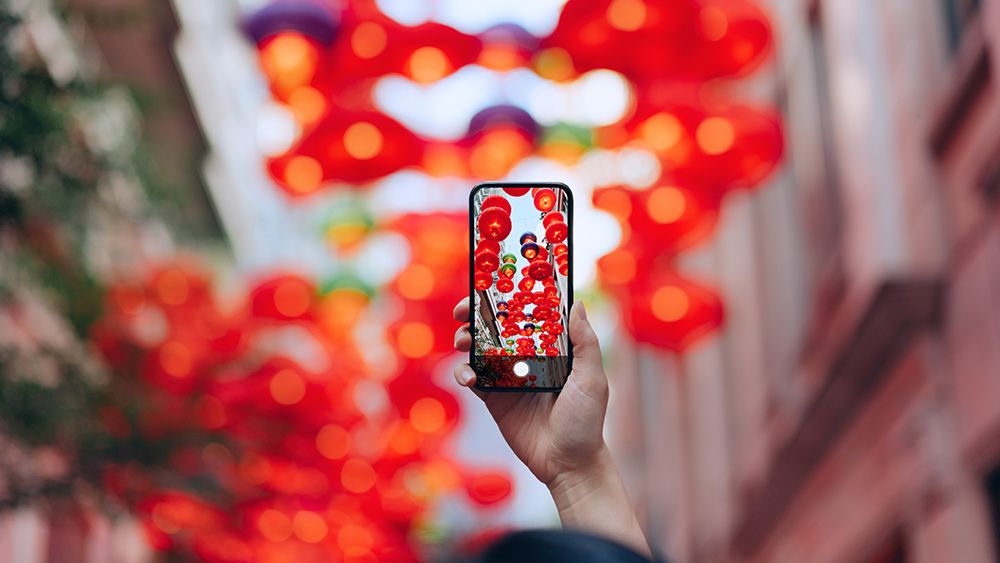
{"left": 468, "top": 182, "right": 574, "bottom": 393}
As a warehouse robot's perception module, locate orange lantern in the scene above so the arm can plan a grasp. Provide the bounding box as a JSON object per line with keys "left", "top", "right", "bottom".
{"left": 532, "top": 187, "right": 557, "bottom": 212}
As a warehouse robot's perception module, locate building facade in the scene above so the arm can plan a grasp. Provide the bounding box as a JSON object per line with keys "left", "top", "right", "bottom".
{"left": 605, "top": 0, "right": 1000, "bottom": 561}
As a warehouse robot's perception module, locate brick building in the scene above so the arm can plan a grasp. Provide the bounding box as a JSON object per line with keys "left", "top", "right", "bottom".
{"left": 605, "top": 0, "right": 1000, "bottom": 561}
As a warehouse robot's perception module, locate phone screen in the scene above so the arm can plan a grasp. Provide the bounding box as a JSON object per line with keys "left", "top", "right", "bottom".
{"left": 469, "top": 184, "right": 572, "bottom": 391}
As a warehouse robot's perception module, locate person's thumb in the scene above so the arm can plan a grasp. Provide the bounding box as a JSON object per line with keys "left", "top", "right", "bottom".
{"left": 568, "top": 301, "right": 608, "bottom": 397}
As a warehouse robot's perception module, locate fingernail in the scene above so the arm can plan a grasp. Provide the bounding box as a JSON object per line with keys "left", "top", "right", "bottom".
{"left": 575, "top": 301, "right": 587, "bottom": 320}
{"left": 458, "top": 367, "right": 474, "bottom": 386}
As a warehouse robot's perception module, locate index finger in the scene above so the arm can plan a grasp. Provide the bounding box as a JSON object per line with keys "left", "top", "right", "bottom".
{"left": 452, "top": 297, "right": 470, "bottom": 322}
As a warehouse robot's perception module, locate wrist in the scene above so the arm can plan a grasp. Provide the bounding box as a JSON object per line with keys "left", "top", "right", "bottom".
{"left": 545, "top": 444, "right": 616, "bottom": 501}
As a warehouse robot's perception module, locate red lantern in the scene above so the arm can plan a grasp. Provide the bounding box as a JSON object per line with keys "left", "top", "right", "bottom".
{"left": 475, "top": 250, "right": 500, "bottom": 272}
{"left": 476, "top": 239, "right": 501, "bottom": 255}
{"left": 624, "top": 272, "right": 724, "bottom": 352}
{"left": 546, "top": 323, "right": 564, "bottom": 335}
{"left": 553, "top": 243, "right": 568, "bottom": 258}
{"left": 545, "top": 347, "right": 559, "bottom": 356}
{"left": 542, "top": 212, "right": 564, "bottom": 228}
{"left": 547, "top": 295, "right": 561, "bottom": 308}
{"left": 503, "top": 186, "right": 530, "bottom": 197}
{"left": 545, "top": 221, "right": 568, "bottom": 243}
{"left": 535, "top": 246, "right": 549, "bottom": 262}
{"left": 481, "top": 194, "right": 512, "bottom": 214}
{"left": 474, "top": 271, "right": 493, "bottom": 291}
{"left": 518, "top": 278, "right": 535, "bottom": 292}
{"left": 478, "top": 207, "right": 512, "bottom": 240}
{"left": 465, "top": 472, "right": 513, "bottom": 507}
{"left": 532, "top": 187, "right": 556, "bottom": 212}
{"left": 558, "top": 262, "right": 569, "bottom": 276}
{"left": 528, "top": 261, "right": 552, "bottom": 280}
{"left": 496, "top": 278, "right": 514, "bottom": 293}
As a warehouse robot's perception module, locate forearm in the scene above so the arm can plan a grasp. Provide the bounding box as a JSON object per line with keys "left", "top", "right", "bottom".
{"left": 546, "top": 446, "right": 652, "bottom": 558}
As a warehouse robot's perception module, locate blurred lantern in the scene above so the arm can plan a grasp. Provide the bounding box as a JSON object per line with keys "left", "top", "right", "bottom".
{"left": 465, "top": 471, "right": 514, "bottom": 507}
{"left": 503, "top": 186, "right": 531, "bottom": 197}
{"left": 497, "top": 311, "right": 509, "bottom": 322}
{"left": 251, "top": 274, "right": 316, "bottom": 321}
{"left": 545, "top": 347, "right": 559, "bottom": 356}
{"left": 545, "top": 221, "right": 568, "bottom": 243}
{"left": 267, "top": 110, "right": 425, "bottom": 194}
{"left": 496, "top": 301, "right": 508, "bottom": 312}
{"left": 505, "top": 339, "right": 515, "bottom": 346}
{"left": 499, "top": 263, "right": 517, "bottom": 278}
{"left": 525, "top": 314, "right": 534, "bottom": 323}
{"left": 623, "top": 271, "right": 724, "bottom": 352}
{"left": 319, "top": 274, "right": 372, "bottom": 339}
{"left": 544, "top": 0, "right": 773, "bottom": 82}
{"left": 534, "top": 245, "right": 549, "bottom": 262}
{"left": 244, "top": 1, "right": 340, "bottom": 47}
{"left": 521, "top": 324, "right": 535, "bottom": 336}
{"left": 496, "top": 278, "right": 515, "bottom": 293}
{"left": 474, "top": 271, "right": 493, "bottom": 291}
{"left": 465, "top": 106, "right": 538, "bottom": 179}
{"left": 528, "top": 261, "right": 553, "bottom": 280}
{"left": 538, "top": 123, "right": 593, "bottom": 164}
{"left": 520, "top": 242, "right": 539, "bottom": 260}
{"left": 518, "top": 278, "right": 535, "bottom": 292}
{"left": 546, "top": 323, "right": 564, "bottom": 336}
{"left": 532, "top": 187, "right": 557, "bottom": 212}
{"left": 479, "top": 23, "right": 538, "bottom": 71}
{"left": 519, "top": 231, "right": 537, "bottom": 245}
{"left": 558, "top": 262, "right": 570, "bottom": 276}
{"left": 481, "top": 194, "right": 512, "bottom": 214}
{"left": 553, "top": 243, "right": 568, "bottom": 259}
{"left": 323, "top": 200, "right": 374, "bottom": 254}
{"left": 478, "top": 207, "right": 513, "bottom": 241}
{"left": 475, "top": 251, "right": 500, "bottom": 273}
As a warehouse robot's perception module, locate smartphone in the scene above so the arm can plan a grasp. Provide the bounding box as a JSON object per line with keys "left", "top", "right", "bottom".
{"left": 469, "top": 182, "right": 573, "bottom": 392}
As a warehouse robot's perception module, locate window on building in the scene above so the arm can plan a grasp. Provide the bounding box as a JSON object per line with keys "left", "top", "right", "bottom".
{"left": 985, "top": 464, "right": 1000, "bottom": 557}
{"left": 941, "top": 0, "right": 982, "bottom": 53}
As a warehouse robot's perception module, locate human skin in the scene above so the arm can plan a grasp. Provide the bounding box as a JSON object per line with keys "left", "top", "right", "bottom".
{"left": 452, "top": 298, "right": 652, "bottom": 558}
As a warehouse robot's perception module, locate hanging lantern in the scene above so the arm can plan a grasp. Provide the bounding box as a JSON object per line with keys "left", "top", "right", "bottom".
{"left": 624, "top": 273, "right": 724, "bottom": 352}
{"left": 545, "top": 347, "right": 559, "bottom": 356}
{"left": 525, "top": 314, "right": 535, "bottom": 323}
{"left": 496, "top": 311, "right": 509, "bottom": 321}
{"left": 521, "top": 324, "right": 535, "bottom": 336}
{"left": 532, "top": 292, "right": 547, "bottom": 305}
{"left": 499, "top": 263, "right": 517, "bottom": 278}
{"left": 496, "top": 301, "right": 508, "bottom": 311}
{"left": 532, "top": 307, "right": 550, "bottom": 321}
{"left": 546, "top": 323, "right": 564, "bottom": 335}
{"left": 475, "top": 251, "right": 500, "bottom": 273}
{"left": 503, "top": 349, "right": 514, "bottom": 355}
{"left": 553, "top": 243, "right": 568, "bottom": 258}
{"left": 474, "top": 271, "right": 493, "bottom": 291}
{"left": 477, "top": 239, "right": 501, "bottom": 255}
{"left": 478, "top": 207, "right": 513, "bottom": 240}
{"left": 532, "top": 187, "right": 557, "bottom": 212}
{"left": 496, "top": 278, "right": 515, "bottom": 293}
{"left": 547, "top": 295, "right": 561, "bottom": 308}
{"left": 503, "top": 186, "right": 531, "bottom": 197}
{"left": 501, "top": 253, "right": 517, "bottom": 265}
{"left": 548, "top": 310, "right": 561, "bottom": 323}
{"left": 543, "top": 212, "right": 564, "bottom": 228}
{"left": 558, "top": 262, "right": 569, "bottom": 276}
{"left": 528, "top": 260, "right": 553, "bottom": 280}
{"left": 505, "top": 338, "right": 515, "bottom": 346}
{"left": 519, "top": 231, "right": 537, "bottom": 245}
{"left": 521, "top": 242, "right": 539, "bottom": 260}
{"left": 545, "top": 221, "right": 568, "bottom": 243}
{"left": 511, "top": 311, "right": 526, "bottom": 323}
{"left": 518, "top": 278, "right": 535, "bottom": 292}
{"left": 481, "top": 194, "right": 512, "bottom": 214}
{"left": 534, "top": 246, "right": 549, "bottom": 262}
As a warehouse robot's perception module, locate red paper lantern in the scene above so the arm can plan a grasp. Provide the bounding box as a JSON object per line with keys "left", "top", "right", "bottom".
{"left": 518, "top": 278, "right": 535, "bottom": 292}
{"left": 624, "top": 272, "right": 724, "bottom": 352}
{"left": 545, "top": 347, "right": 559, "bottom": 356}
{"left": 546, "top": 323, "right": 564, "bottom": 336}
{"left": 545, "top": 221, "right": 568, "bottom": 243}
{"left": 528, "top": 260, "right": 552, "bottom": 280}
{"left": 478, "top": 207, "right": 513, "bottom": 240}
{"left": 481, "top": 194, "right": 512, "bottom": 214}
{"left": 542, "top": 212, "right": 564, "bottom": 228}
{"left": 503, "top": 186, "right": 530, "bottom": 197}
{"left": 475, "top": 250, "right": 500, "bottom": 272}
{"left": 496, "top": 278, "right": 514, "bottom": 293}
{"left": 553, "top": 243, "right": 568, "bottom": 258}
{"left": 474, "top": 271, "right": 493, "bottom": 291}
{"left": 532, "top": 187, "right": 557, "bottom": 212}
{"left": 476, "top": 239, "right": 501, "bottom": 255}
{"left": 465, "top": 472, "right": 513, "bottom": 507}
{"left": 558, "top": 262, "right": 569, "bottom": 276}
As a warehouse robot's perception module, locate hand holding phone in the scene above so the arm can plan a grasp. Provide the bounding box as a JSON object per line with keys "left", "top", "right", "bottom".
{"left": 468, "top": 183, "right": 573, "bottom": 391}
